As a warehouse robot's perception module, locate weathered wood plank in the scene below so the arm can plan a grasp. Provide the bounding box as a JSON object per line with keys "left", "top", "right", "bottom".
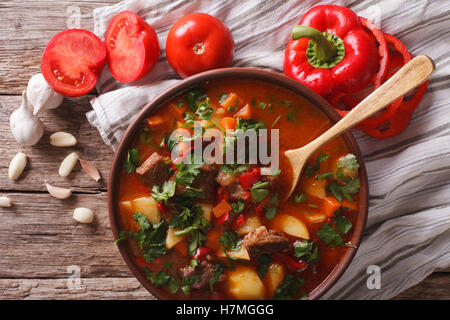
{"left": 0, "top": 95, "right": 113, "bottom": 192}
{"left": 0, "top": 0, "right": 117, "bottom": 94}
{"left": 393, "top": 273, "right": 450, "bottom": 300}
{"left": 0, "top": 277, "right": 152, "bottom": 300}
{"left": 0, "top": 192, "right": 132, "bottom": 279}
{"left": 0, "top": 273, "right": 448, "bottom": 300}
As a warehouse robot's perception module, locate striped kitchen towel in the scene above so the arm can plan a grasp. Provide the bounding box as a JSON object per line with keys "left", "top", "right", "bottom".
{"left": 87, "top": 0, "right": 450, "bottom": 299}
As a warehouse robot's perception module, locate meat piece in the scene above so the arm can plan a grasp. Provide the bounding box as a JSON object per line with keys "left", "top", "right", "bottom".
{"left": 216, "top": 171, "right": 247, "bottom": 200}
{"left": 216, "top": 171, "right": 235, "bottom": 187}
{"left": 191, "top": 164, "right": 219, "bottom": 199}
{"left": 179, "top": 260, "right": 225, "bottom": 290}
{"left": 136, "top": 152, "right": 172, "bottom": 187}
{"left": 243, "top": 226, "right": 291, "bottom": 258}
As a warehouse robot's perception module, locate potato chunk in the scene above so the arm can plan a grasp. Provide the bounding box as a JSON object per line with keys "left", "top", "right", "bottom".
{"left": 198, "top": 202, "right": 213, "bottom": 222}
{"left": 227, "top": 265, "right": 265, "bottom": 300}
{"left": 217, "top": 245, "right": 250, "bottom": 261}
{"left": 235, "top": 215, "right": 262, "bottom": 235}
{"left": 304, "top": 178, "right": 326, "bottom": 199}
{"left": 264, "top": 263, "right": 285, "bottom": 297}
{"left": 132, "top": 196, "right": 160, "bottom": 225}
{"left": 275, "top": 214, "right": 310, "bottom": 239}
{"left": 166, "top": 228, "right": 185, "bottom": 249}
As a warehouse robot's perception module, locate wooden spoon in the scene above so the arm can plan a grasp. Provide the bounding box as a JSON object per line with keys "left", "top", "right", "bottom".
{"left": 284, "top": 55, "right": 435, "bottom": 198}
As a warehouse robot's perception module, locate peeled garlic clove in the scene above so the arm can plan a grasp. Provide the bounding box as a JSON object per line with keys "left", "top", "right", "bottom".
{"left": 59, "top": 152, "right": 79, "bottom": 177}
{"left": 27, "top": 73, "right": 64, "bottom": 115}
{"left": 9, "top": 152, "right": 27, "bottom": 180}
{"left": 79, "top": 159, "right": 101, "bottom": 182}
{"left": 46, "top": 183, "right": 72, "bottom": 199}
{"left": 10, "top": 91, "right": 44, "bottom": 146}
{"left": 0, "top": 196, "right": 12, "bottom": 207}
{"left": 50, "top": 131, "right": 77, "bottom": 147}
{"left": 73, "top": 207, "right": 94, "bottom": 223}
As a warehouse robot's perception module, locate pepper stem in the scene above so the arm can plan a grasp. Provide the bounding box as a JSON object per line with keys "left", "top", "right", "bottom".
{"left": 292, "top": 25, "right": 337, "bottom": 62}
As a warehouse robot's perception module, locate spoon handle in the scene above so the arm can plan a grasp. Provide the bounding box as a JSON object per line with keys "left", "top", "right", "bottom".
{"left": 305, "top": 55, "right": 434, "bottom": 152}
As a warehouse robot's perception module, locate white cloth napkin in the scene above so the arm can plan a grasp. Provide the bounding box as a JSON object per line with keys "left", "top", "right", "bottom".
{"left": 87, "top": 0, "right": 450, "bottom": 299}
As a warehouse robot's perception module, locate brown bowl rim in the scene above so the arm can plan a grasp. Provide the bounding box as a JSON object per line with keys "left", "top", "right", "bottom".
{"left": 108, "top": 67, "right": 369, "bottom": 300}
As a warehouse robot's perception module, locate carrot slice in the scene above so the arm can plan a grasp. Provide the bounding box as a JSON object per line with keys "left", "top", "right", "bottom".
{"left": 212, "top": 199, "right": 232, "bottom": 218}
{"left": 219, "top": 117, "right": 237, "bottom": 131}
{"left": 323, "top": 196, "right": 341, "bottom": 217}
{"left": 220, "top": 93, "right": 244, "bottom": 111}
{"left": 170, "top": 102, "right": 187, "bottom": 122}
{"left": 342, "top": 199, "right": 358, "bottom": 211}
{"left": 234, "top": 104, "right": 252, "bottom": 119}
{"left": 173, "top": 240, "right": 188, "bottom": 257}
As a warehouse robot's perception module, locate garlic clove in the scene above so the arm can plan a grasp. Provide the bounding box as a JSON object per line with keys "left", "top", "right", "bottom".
{"left": 59, "top": 152, "right": 79, "bottom": 178}
{"left": 50, "top": 131, "right": 77, "bottom": 147}
{"left": 27, "top": 73, "right": 64, "bottom": 115}
{"left": 10, "top": 91, "right": 44, "bottom": 146}
{"left": 8, "top": 152, "right": 28, "bottom": 180}
{"left": 0, "top": 196, "right": 12, "bottom": 207}
{"left": 73, "top": 207, "right": 94, "bottom": 223}
{"left": 46, "top": 183, "right": 72, "bottom": 199}
{"left": 79, "top": 159, "right": 101, "bottom": 182}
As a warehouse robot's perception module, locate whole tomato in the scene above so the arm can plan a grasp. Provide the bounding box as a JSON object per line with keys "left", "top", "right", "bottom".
{"left": 166, "top": 13, "right": 234, "bottom": 78}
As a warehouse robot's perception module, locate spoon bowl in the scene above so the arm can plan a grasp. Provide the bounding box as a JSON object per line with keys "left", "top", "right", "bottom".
{"left": 284, "top": 55, "right": 435, "bottom": 198}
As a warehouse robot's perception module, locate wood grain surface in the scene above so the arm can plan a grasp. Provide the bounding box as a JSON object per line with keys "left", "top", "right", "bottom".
{"left": 0, "top": 0, "right": 447, "bottom": 300}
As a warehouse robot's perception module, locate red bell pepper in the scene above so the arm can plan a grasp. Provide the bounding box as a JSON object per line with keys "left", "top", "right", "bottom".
{"left": 272, "top": 252, "right": 308, "bottom": 272}
{"left": 230, "top": 214, "right": 246, "bottom": 229}
{"left": 193, "top": 246, "right": 214, "bottom": 260}
{"left": 216, "top": 211, "right": 230, "bottom": 225}
{"left": 239, "top": 167, "right": 261, "bottom": 190}
{"left": 284, "top": 5, "right": 379, "bottom": 98}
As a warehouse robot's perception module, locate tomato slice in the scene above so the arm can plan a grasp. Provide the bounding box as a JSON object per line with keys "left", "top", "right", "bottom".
{"left": 105, "top": 11, "right": 160, "bottom": 83}
{"left": 41, "top": 29, "right": 106, "bottom": 97}
{"left": 166, "top": 13, "right": 234, "bottom": 78}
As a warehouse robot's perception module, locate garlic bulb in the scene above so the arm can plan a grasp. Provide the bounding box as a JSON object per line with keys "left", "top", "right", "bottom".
{"left": 27, "top": 73, "right": 63, "bottom": 115}
{"left": 10, "top": 91, "right": 45, "bottom": 146}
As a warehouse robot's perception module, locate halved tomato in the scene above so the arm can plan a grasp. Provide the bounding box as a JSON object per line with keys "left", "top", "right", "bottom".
{"left": 105, "top": 11, "right": 160, "bottom": 83}
{"left": 41, "top": 29, "right": 106, "bottom": 97}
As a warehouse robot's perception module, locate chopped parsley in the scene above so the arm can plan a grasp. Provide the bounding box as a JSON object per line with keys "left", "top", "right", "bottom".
{"left": 326, "top": 178, "right": 360, "bottom": 202}
{"left": 145, "top": 269, "right": 179, "bottom": 294}
{"left": 175, "top": 162, "right": 202, "bottom": 186}
{"left": 210, "top": 263, "right": 225, "bottom": 290}
{"left": 286, "top": 109, "right": 296, "bottom": 122}
{"left": 271, "top": 114, "right": 282, "bottom": 127}
{"left": 257, "top": 254, "right": 271, "bottom": 278}
{"left": 316, "top": 172, "right": 334, "bottom": 180}
{"left": 337, "top": 154, "right": 360, "bottom": 170}
{"left": 305, "top": 152, "right": 330, "bottom": 178}
{"left": 151, "top": 180, "right": 176, "bottom": 203}
{"left": 219, "top": 230, "right": 242, "bottom": 251}
{"left": 316, "top": 215, "right": 352, "bottom": 248}
{"left": 293, "top": 240, "right": 320, "bottom": 263}
{"left": 274, "top": 274, "right": 305, "bottom": 300}
{"left": 123, "top": 148, "right": 140, "bottom": 173}
{"left": 250, "top": 181, "right": 270, "bottom": 202}
{"left": 295, "top": 193, "right": 307, "bottom": 203}
{"left": 133, "top": 213, "right": 168, "bottom": 262}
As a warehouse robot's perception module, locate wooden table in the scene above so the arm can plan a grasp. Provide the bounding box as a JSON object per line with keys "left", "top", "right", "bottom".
{"left": 0, "top": 0, "right": 448, "bottom": 300}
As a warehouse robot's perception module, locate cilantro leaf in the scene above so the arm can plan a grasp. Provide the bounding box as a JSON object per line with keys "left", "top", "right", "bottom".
{"left": 305, "top": 152, "right": 330, "bottom": 177}
{"left": 231, "top": 200, "right": 245, "bottom": 214}
{"left": 144, "top": 269, "right": 179, "bottom": 294}
{"left": 219, "top": 92, "right": 228, "bottom": 104}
